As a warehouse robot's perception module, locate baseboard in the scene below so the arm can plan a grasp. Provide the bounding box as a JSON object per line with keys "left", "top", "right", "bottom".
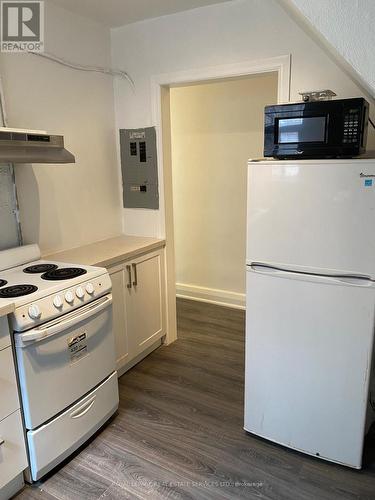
{"left": 176, "top": 283, "right": 245, "bottom": 310}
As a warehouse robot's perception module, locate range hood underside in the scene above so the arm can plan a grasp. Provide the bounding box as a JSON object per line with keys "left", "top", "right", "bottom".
{"left": 0, "top": 130, "right": 75, "bottom": 164}
{"left": 0, "top": 146, "right": 75, "bottom": 163}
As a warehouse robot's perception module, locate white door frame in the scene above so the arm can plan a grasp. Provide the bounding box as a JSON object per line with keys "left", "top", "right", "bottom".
{"left": 151, "top": 54, "right": 291, "bottom": 344}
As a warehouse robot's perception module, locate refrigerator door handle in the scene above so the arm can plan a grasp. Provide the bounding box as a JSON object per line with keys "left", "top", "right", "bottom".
{"left": 249, "top": 263, "right": 374, "bottom": 287}
{"left": 335, "top": 276, "right": 373, "bottom": 286}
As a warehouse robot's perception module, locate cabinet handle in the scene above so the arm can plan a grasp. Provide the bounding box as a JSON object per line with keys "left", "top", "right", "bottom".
{"left": 132, "top": 263, "right": 138, "bottom": 287}
{"left": 0, "top": 438, "right": 4, "bottom": 446}
{"left": 126, "top": 265, "right": 132, "bottom": 289}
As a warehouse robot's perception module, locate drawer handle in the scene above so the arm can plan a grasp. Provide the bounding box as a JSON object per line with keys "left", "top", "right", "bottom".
{"left": 70, "top": 396, "right": 96, "bottom": 419}
{"left": 0, "top": 438, "right": 4, "bottom": 446}
{"left": 126, "top": 265, "right": 132, "bottom": 289}
{"left": 132, "top": 263, "right": 138, "bottom": 287}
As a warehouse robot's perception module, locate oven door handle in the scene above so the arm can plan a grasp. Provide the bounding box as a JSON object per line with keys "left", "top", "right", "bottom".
{"left": 17, "top": 294, "right": 113, "bottom": 345}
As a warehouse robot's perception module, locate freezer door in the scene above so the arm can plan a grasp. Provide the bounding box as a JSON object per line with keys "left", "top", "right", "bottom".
{"left": 244, "top": 267, "right": 375, "bottom": 468}
{"left": 247, "top": 160, "right": 375, "bottom": 276}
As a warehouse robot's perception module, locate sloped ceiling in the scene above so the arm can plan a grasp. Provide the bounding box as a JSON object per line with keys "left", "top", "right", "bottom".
{"left": 279, "top": 0, "right": 375, "bottom": 99}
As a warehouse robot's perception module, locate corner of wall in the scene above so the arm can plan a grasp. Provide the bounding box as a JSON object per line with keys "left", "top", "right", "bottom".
{"left": 277, "top": 0, "right": 375, "bottom": 104}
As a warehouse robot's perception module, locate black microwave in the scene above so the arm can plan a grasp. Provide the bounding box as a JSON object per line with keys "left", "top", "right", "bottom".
{"left": 264, "top": 97, "right": 369, "bottom": 159}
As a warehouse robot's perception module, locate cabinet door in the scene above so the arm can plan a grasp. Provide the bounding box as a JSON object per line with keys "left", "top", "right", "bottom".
{"left": 0, "top": 317, "right": 10, "bottom": 351}
{"left": 127, "top": 249, "right": 165, "bottom": 356}
{"left": 108, "top": 264, "right": 129, "bottom": 370}
{"left": 0, "top": 346, "right": 20, "bottom": 422}
{"left": 0, "top": 410, "right": 28, "bottom": 489}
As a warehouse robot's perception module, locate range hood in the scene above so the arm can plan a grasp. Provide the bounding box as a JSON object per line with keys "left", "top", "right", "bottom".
{"left": 0, "top": 127, "right": 75, "bottom": 164}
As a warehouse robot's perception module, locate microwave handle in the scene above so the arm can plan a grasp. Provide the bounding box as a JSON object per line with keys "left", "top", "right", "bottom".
{"left": 17, "top": 294, "right": 113, "bottom": 345}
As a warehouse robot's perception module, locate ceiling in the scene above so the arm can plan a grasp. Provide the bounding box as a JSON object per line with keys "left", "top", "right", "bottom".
{"left": 48, "top": 0, "right": 233, "bottom": 28}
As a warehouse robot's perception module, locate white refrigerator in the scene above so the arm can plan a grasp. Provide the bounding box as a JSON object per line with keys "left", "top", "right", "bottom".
{"left": 244, "top": 158, "right": 375, "bottom": 469}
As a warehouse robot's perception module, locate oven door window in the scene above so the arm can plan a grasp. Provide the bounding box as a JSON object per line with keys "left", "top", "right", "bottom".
{"left": 277, "top": 116, "right": 327, "bottom": 144}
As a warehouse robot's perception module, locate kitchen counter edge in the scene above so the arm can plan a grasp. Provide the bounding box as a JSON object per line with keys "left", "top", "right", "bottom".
{"left": 43, "top": 235, "right": 166, "bottom": 268}
{"left": 0, "top": 300, "right": 15, "bottom": 317}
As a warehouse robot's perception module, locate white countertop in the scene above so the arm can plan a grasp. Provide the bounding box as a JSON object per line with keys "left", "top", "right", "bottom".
{"left": 43, "top": 235, "right": 166, "bottom": 268}
{"left": 0, "top": 300, "right": 15, "bottom": 318}
{"left": 0, "top": 235, "right": 165, "bottom": 317}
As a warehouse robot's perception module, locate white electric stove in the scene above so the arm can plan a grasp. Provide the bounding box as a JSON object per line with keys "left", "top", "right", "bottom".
{"left": 0, "top": 244, "right": 119, "bottom": 482}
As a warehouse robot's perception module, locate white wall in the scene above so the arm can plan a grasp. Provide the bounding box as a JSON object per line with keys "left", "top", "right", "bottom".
{"left": 286, "top": 0, "right": 375, "bottom": 97}
{"left": 0, "top": 1, "right": 123, "bottom": 254}
{"left": 170, "top": 74, "right": 278, "bottom": 306}
{"left": 111, "top": 0, "right": 375, "bottom": 239}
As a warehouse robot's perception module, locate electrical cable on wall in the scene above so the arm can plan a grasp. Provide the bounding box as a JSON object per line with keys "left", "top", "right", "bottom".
{"left": 29, "top": 51, "right": 135, "bottom": 88}
{"left": 0, "top": 48, "right": 134, "bottom": 124}
{"left": 0, "top": 50, "right": 133, "bottom": 248}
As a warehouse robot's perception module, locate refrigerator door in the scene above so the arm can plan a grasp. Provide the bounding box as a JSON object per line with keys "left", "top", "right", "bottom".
{"left": 244, "top": 267, "right": 375, "bottom": 468}
{"left": 247, "top": 160, "right": 375, "bottom": 277}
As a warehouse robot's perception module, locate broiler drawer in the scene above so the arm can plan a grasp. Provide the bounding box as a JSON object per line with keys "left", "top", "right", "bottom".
{"left": 27, "top": 371, "right": 119, "bottom": 481}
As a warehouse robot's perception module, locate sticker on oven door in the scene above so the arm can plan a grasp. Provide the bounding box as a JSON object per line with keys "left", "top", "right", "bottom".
{"left": 68, "top": 332, "right": 88, "bottom": 364}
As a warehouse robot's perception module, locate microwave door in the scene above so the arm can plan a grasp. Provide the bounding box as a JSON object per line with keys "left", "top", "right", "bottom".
{"left": 277, "top": 116, "right": 327, "bottom": 145}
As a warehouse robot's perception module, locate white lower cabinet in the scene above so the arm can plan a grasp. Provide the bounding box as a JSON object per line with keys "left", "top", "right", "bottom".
{"left": 108, "top": 265, "right": 130, "bottom": 369}
{"left": 0, "top": 318, "right": 28, "bottom": 498}
{"left": 0, "top": 346, "right": 20, "bottom": 422}
{"left": 0, "top": 318, "right": 10, "bottom": 351}
{"left": 0, "top": 410, "right": 28, "bottom": 491}
{"left": 108, "top": 247, "right": 166, "bottom": 374}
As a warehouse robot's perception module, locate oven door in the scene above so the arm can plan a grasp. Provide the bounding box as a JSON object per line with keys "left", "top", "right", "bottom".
{"left": 15, "top": 294, "right": 115, "bottom": 430}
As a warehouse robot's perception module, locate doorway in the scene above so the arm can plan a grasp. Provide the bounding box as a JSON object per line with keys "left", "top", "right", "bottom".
{"left": 152, "top": 55, "right": 291, "bottom": 344}
{"left": 170, "top": 73, "right": 278, "bottom": 309}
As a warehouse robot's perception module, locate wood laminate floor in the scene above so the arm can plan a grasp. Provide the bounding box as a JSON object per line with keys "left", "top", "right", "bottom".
{"left": 15, "top": 299, "right": 375, "bottom": 500}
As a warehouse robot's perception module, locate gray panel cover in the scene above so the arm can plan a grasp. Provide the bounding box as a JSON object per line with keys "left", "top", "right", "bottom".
{"left": 119, "top": 127, "right": 159, "bottom": 209}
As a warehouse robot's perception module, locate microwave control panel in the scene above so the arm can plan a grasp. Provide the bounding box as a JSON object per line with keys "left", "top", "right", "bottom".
{"left": 119, "top": 127, "right": 159, "bottom": 209}
{"left": 343, "top": 110, "right": 360, "bottom": 144}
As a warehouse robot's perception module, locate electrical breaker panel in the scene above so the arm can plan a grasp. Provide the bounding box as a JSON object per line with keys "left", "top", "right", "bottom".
{"left": 119, "top": 127, "right": 159, "bottom": 209}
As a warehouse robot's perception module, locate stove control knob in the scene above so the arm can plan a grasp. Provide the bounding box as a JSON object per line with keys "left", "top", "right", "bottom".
{"left": 76, "top": 287, "right": 84, "bottom": 299}
{"left": 53, "top": 295, "right": 63, "bottom": 309}
{"left": 65, "top": 291, "right": 74, "bottom": 304}
{"left": 86, "top": 283, "right": 94, "bottom": 295}
{"left": 28, "top": 304, "right": 41, "bottom": 320}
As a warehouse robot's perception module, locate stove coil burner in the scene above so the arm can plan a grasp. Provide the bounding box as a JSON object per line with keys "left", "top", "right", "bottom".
{"left": 0, "top": 279, "right": 7, "bottom": 288}
{"left": 23, "top": 264, "right": 58, "bottom": 274}
{"left": 41, "top": 267, "right": 87, "bottom": 281}
{"left": 0, "top": 284, "right": 38, "bottom": 298}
